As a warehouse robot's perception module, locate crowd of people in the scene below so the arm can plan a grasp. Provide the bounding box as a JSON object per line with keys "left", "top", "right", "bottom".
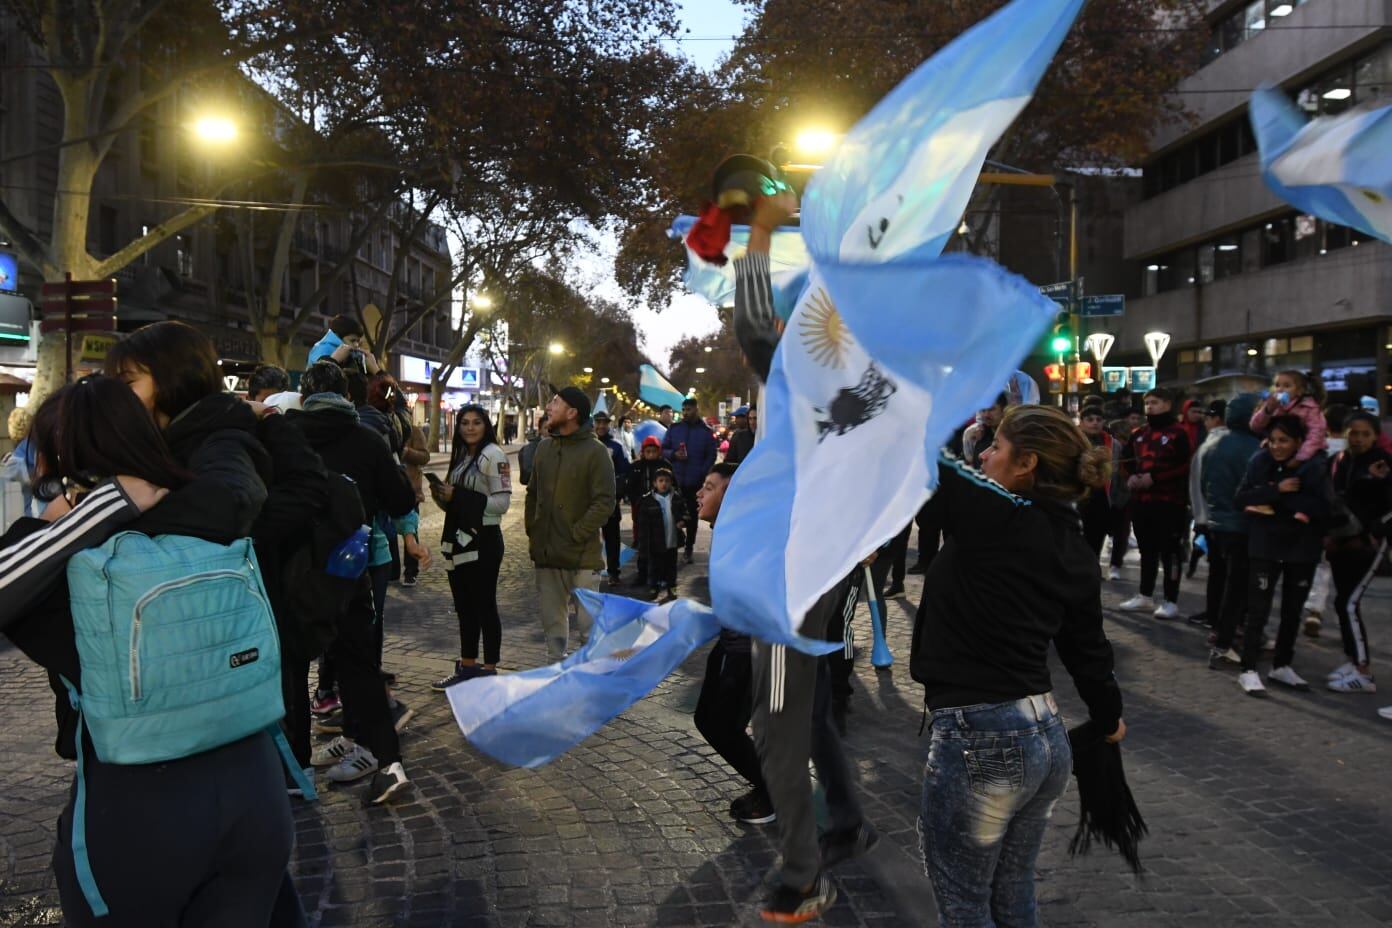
{"left": 0, "top": 249, "right": 1388, "bottom": 927}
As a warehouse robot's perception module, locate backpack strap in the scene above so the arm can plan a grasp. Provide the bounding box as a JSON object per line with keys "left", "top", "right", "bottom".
{"left": 270, "top": 726, "right": 317, "bottom": 801}
{"left": 58, "top": 676, "right": 109, "bottom": 918}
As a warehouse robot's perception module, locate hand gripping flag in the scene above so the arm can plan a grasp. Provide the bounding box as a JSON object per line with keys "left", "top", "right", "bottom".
{"left": 710, "top": 0, "right": 1083, "bottom": 646}
{"left": 1250, "top": 85, "right": 1392, "bottom": 244}
{"left": 447, "top": 591, "right": 719, "bottom": 768}
{"left": 638, "top": 363, "right": 687, "bottom": 411}
{"left": 669, "top": 215, "right": 810, "bottom": 319}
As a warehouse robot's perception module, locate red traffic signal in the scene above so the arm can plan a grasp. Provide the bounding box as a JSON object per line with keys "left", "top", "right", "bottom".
{"left": 1044, "top": 363, "right": 1065, "bottom": 394}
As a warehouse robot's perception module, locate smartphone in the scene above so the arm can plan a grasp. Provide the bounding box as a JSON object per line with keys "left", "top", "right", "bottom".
{"left": 425, "top": 472, "right": 444, "bottom": 486}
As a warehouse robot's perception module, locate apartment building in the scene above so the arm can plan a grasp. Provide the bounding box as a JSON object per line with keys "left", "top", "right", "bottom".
{"left": 1108, "top": 0, "right": 1391, "bottom": 409}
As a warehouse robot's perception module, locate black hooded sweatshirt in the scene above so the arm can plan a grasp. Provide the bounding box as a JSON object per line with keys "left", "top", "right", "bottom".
{"left": 286, "top": 396, "right": 415, "bottom": 525}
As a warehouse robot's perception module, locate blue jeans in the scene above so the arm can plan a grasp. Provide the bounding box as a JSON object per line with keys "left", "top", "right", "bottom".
{"left": 918, "top": 695, "right": 1072, "bottom": 928}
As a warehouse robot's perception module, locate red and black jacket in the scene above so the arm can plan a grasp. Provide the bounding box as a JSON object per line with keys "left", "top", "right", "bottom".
{"left": 1126, "top": 413, "right": 1191, "bottom": 506}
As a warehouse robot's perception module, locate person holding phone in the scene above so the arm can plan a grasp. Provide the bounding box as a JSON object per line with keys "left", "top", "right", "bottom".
{"left": 432, "top": 405, "right": 512, "bottom": 689}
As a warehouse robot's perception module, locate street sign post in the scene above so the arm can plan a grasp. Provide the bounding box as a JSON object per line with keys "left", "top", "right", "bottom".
{"left": 1080, "top": 294, "right": 1125, "bottom": 317}
{"left": 39, "top": 276, "right": 117, "bottom": 383}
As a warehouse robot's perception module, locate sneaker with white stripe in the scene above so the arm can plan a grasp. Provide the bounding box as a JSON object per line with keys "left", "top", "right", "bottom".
{"left": 326, "top": 744, "right": 379, "bottom": 783}
{"left": 311, "top": 735, "right": 356, "bottom": 768}
{"left": 1326, "top": 672, "right": 1376, "bottom": 694}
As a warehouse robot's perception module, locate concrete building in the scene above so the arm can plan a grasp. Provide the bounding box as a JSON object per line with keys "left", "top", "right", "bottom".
{"left": 1109, "top": 0, "right": 1392, "bottom": 410}
{"left": 0, "top": 15, "right": 456, "bottom": 383}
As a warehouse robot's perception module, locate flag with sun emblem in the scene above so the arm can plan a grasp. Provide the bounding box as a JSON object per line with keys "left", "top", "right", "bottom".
{"left": 709, "top": 258, "right": 1056, "bottom": 645}
{"left": 1250, "top": 85, "right": 1392, "bottom": 245}
{"left": 447, "top": 591, "right": 720, "bottom": 767}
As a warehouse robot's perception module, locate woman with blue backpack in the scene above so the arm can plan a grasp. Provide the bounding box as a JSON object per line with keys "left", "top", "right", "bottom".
{"left": 0, "top": 375, "right": 303, "bottom": 926}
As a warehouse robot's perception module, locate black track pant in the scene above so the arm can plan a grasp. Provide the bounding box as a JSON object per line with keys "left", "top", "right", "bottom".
{"left": 1242, "top": 558, "right": 1316, "bottom": 672}
{"left": 694, "top": 640, "right": 764, "bottom": 792}
{"left": 1080, "top": 494, "right": 1109, "bottom": 557}
{"left": 1131, "top": 502, "right": 1186, "bottom": 602}
{"left": 602, "top": 505, "right": 622, "bottom": 576}
{"left": 1108, "top": 506, "right": 1131, "bottom": 568}
{"left": 1211, "top": 531, "right": 1250, "bottom": 651}
{"left": 54, "top": 732, "right": 296, "bottom": 927}
{"left": 331, "top": 577, "right": 401, "bottom": 765}
{"left": 887, "top": 520, "right": 912, "bottom": 585}
{"left": 1329, "top": 540, "right": 1385, "bottom": 667}
{"left": 679, "top": 485, "right": 700, "bottom": 556}
{"left": 447, "top": 525, "right": 504, "bottom": 665}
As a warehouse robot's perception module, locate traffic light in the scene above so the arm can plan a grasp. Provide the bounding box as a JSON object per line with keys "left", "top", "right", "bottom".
{"left": 1071, "top": 361, "right": 1094, "bottom": 385}
{"left": 1049, "top": 325, "right": 1072, "bottom": 355}
{"left": 1044, "top": 363, "right": 1066, "bottom": 394}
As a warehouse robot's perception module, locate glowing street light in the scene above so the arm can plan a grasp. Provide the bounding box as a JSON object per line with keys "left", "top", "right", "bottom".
{"left": 695, "top": 367, "right": 706, "bottom": 374}
{"left": 472, "top": 293, "right": 493, "bottom": 308}
{"left": 794, "top": 127, "right": 838, "bottom": 159}
{"left": 583, "top": 366, "right": 594, "bottom": 373}
{"left": 703, "top": 346, "right": 713, "bottom": 353}
{"left": 548, "top": 342, "right": 565, "bottom": 355}
{"left": 600, "top": 377, "right": 611, "bottom": 384}
{"left": 191, "top": 116, "right": 238, "bottom": 145}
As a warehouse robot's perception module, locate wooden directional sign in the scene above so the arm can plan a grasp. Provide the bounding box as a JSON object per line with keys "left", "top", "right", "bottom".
{"left": 39, "top": 277, "right": 117, "bottom": 334}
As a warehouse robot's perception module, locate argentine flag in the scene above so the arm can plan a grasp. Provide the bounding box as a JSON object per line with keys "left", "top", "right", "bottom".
{"left": 709, "top": 0, "right": 1083, "bottom": 645}
{"left": 448, "top": 591, "right": 719, "bottom": 767}
{"left": 638, "top": 363, "right": 687, "bottom": 410}
{"left": 1250, "top": 85, "right": 1392, "bottom": 244}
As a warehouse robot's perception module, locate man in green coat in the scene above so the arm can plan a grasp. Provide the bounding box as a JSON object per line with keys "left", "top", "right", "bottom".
{"left": 525, "top": 386, "right": 616, "bottom": 660}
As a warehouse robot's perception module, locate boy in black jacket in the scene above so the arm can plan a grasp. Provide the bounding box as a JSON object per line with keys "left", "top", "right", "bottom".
{"left": 637, "top": 467, "right": 686, "bottom": 601}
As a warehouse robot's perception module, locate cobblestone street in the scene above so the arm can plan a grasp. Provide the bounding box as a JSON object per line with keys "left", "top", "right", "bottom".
{"left": 3, "top": 452, "right": 1392, "bottom": 927}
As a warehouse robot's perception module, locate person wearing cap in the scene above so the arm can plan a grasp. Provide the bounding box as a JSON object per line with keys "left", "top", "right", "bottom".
{"left": 636, "top": 465, "right": 687, "bottom": 600}
{"left": 725, "top": 405, "right": 755, "bottom": 465}
{"left": 593, "top": 411, "right": 632, "bottom": 583}
{"left": 662, "top": 397, "right": 718, "bottom": 564}
{"left": 628, "top": 436, "right": 674, "bottom": 584}
{"left": 525, "top": 386, "right": 616, "bottom": 660}
{"left": 618, "top": 415, "right": 638, "bottom": 462}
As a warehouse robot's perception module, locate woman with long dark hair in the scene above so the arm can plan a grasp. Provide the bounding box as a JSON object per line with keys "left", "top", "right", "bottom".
{"left": 431, "top": 404, "right": 511, "bottom": 690}
{"left": 912, "top": 405, "right": 1125, "bottom": 926}
{"left": 0, "top": 376, "right": 301, "bottom": 927}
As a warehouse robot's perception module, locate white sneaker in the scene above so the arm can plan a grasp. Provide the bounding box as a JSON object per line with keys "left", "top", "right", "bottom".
{"left": 1267, "top": 665, "right": 1310, "bottom": 691}
{"left": 1118, "top": 594, "right": 1154, "bottom": 612}
{"left": 326, "top": 743, "right": 380, "bottom": 783}
{"left": 1153, "top": 601, "right": 1180, "bottom": 620}
{"left": 1107, "top": 567, "right": 1123, "bottom": 581}
{"left": 1238, "top": 670, "right": 1266, "bottom": 696}
{"left": 1302, "top": 614, "right": 1322, "bottom": 638}
{"left": 1326, "top": 672, "right": 1376, "bottom": 694}
{"left": 365, "top": 761, "right": 411, "bottom": 805}
{"left": 1378, "top": 705, "right": 1392, "bottom": 721}
{"left": 1327, "top": 662, "right": 1358, "bottom": 680}
{"left": 311, "top": 735, "right": 357, "bottom": 768}
{"left": 1208, "top": 647, "right": 1241, "bottom": 669}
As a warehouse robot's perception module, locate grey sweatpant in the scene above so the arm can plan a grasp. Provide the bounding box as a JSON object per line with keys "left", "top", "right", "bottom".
{"left": 751, "top": 574, "right": 865, "bottom": 889}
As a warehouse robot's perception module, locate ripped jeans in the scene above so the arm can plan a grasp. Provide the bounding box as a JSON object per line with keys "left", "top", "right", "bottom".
{"left": 918, "top": 695, "right": 1072, "bottom": 928}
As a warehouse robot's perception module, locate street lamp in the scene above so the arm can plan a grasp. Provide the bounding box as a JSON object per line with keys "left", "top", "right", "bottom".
{"left": 472, "top": 293, "right": 493, "bottom": 308}
{"left": 548, "top": 342, "right": 565, "bottom": 355}
{"left": 695, "top": 367, "right": 706, "bottom": 374}
{"left": 794, "top": 128, "right": 839, "bottom": 160}
{"left": 703, "top": 346, "right": 713, "bottom": 353}
{"left": 600, "top": 377, "right": 610, "bottom": 384}
{"left": 191, "top": 116, "right": 238, "bottom": 145}
{"left": 583, "top": 366, "right": 593, "bottom": 373}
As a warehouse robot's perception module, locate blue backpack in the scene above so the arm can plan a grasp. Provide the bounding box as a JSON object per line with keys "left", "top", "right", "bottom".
{"left": 62, "top": 532, "right": 315, "bottom": 916}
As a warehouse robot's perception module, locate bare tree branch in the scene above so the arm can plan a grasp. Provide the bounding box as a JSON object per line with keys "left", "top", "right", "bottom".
{"left": 92, "top": 203, "right": 217, "bottom": 278}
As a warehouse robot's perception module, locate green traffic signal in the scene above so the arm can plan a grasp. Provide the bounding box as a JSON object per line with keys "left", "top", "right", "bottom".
{"left": 1049, "top": 334, "right": 1072, "bottom": 354}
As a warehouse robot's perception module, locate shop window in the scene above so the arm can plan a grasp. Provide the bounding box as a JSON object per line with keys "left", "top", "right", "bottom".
{"left": 1289, "top": 335, "right": 1313, "bottom": 353}
{"left": 1214, "top": 236, "right": 1242, "bottom": 279}
{"left": 1264, "top": 338, "right": 1287, "bottom": 358}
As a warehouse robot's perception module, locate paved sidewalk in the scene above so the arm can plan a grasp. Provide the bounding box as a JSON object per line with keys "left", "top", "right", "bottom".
{"left": 2, "top": 473, "right": 1392, "bottom": 926}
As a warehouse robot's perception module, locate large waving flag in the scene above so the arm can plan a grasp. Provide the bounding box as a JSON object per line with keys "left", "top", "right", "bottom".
{"left": 710, "top": 0, "right": 1082, "bottom": 645}
{"left": 638, "top": 363, "right": 687, "bottom": 410}
{"left": 802, "top": 0, "right": 1085, "bottom": 264}
{"left": 1250, "top": 85, "right": 1392, "bottom": 244}
{"left": 448, "top": 591, "right": 719, "bottom": 767}
{"left": 669, "top": 215, "right": 810, "bottom": 319}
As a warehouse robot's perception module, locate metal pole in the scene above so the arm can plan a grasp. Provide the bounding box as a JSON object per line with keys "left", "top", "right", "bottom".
{"left": 64, "top": 271, "right": 74, "bottom": 384}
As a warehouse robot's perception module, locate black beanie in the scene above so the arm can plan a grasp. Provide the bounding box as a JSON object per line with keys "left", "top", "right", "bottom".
{"left": 555, "top": 386, "right": 592, "bottom": 422}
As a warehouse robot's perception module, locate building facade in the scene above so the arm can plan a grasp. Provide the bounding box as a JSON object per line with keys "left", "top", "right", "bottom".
{"left": 1110, "top": 0, "right": 1392, "bottom": 410}
{"left": 0, "top": 15, "right": 457, "bottom": 382}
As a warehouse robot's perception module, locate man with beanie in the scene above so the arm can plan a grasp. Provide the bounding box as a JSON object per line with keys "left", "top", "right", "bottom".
{"left": 525, "top": 386, "right": 616, "bottom": 660}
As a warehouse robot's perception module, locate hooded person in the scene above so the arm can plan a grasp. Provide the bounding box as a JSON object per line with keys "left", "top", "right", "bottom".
{"left": 1201, "top": 394, "right": 1262, "bottom": 669}
{"left": 524, "top": 385, "right": 616, "bottom": 660}
{"left": 628, "top": 435, "right": 674, "bottom": 586}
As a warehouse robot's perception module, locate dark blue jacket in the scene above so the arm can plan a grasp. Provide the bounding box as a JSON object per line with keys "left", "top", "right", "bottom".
{"left": 1201, "top": 393, "right": 1262, "bottom": 535}
{"left": 598, "top": 433, "right": 632, "bottom": 499}
{"left": 662, "top": 419, "right": 718, "bottom": 489}
{"left": 1234, "top": 449, "right": 1330, "bottom": 564}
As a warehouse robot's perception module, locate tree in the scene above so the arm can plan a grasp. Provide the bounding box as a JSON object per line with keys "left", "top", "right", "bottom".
{"left": 615, "top": 0, "right": 1207, "bottom": 301}
{"left": 667, "top": 319, "right": 757, "bottom": 415}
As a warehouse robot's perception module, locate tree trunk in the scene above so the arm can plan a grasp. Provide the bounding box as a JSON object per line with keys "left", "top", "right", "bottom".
{"left": 427, "top": 373, "right": 447, "bottom": 450}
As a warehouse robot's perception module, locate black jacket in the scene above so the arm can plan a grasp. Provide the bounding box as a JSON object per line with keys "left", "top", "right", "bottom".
{"left": 725, "top": 428, "right": 755, "bottom": 465}
{"left": 287, "top": 399, "right": 415, "bottom": 524}
{"left": 1234, "top": 450, "right": 1329, "bottom": 564}
{"left": 1329, "top": 446, "right": 1392, "bottom": 543}
{"left": 911, "top": 453, "right": 1122, "bottom": 733}
{"left": 636, "top": 489, "right": 688, "bottom": 555}
{"left": 627, "top": 455, "right": 675, "bottom": 507}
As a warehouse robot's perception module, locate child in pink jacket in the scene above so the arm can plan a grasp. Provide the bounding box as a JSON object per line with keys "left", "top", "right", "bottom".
{"left": 1248, "top": 370, "right": 1327, "bottom": 520}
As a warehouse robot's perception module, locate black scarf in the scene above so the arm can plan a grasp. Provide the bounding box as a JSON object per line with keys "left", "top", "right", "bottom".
{"left": 1067, "top": 721, "right": 1148, "bottom": 874}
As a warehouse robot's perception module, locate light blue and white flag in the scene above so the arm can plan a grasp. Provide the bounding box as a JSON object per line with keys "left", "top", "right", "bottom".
{"left": 801, "top": 0, "right": 1085, "bottom": 264}
{"left": 710, "top": 258, "right": 1057, "bottom": 642}
{"left": 592, "top": 391, "right": 611, "bottom": 418}
{"left": 1250, "top": 85, "right": 1392, "bottom": 244}
{"left": 447, "top": 591, "right": 719, "bottom": 768}
{"left": 669, "top": 215, "right": 810, "bottom": 320}
{"left": 638, "top": 363, "right": 687, "bottom": 410}
{"left": 709, "top": 0, "right": 1082, "bottom": 644}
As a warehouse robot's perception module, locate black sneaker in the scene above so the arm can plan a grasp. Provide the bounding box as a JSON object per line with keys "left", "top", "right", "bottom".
{"left": 683, "top": 551, "right": 694, "bottom": 565}
{"left": 730, "top": 789, "right": 776, "bottom": 825}
{"left": 390, "top": 699, "right": 415, "bottom": 733}
{"left": 819, "top": 822, "right": 880, "bottom": 868}
{"left": 312, "top": 708, "right": 345, "bottom": 735}
{"left": 1186, "top": 612, "right": 1210, "bottom": 627}
{"left": 883, "top": 582, "right": 905, "bottom": 598}
{"left": 432, "top": 660, "right": 496, "bottom": 691}
{"left": 759, "top": 872, "right": 836, "bottom": 923}
{"left": 401, "top": 575, "right": 417, "bottom": 587}
{"left": 906, "top": 562, "right": 927, "bottom": 575}
{"left": 363, "top": 761, "right": 410, "bottom": 806}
